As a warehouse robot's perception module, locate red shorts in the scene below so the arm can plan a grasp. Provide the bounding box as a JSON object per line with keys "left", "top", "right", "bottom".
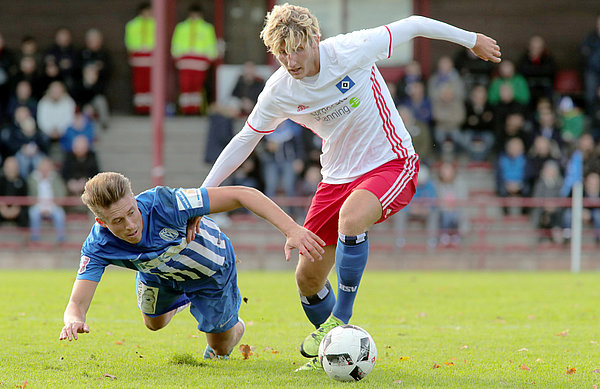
{"left": 304, "top": 154, "right": 419, "bottom": 245}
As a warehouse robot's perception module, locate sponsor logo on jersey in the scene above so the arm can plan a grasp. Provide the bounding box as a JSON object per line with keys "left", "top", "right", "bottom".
{"left": 159, "top": 227, "right": 179, "bottom": 241}
{"left": 349, "top": 97, "right": 361, "bottom": 108}
{"left": 297, "top": 104, "right": 309, "bottom": 112}
{"left": 336, "top": 75, "right": 355, "bottom": 94}
{"left": 78, "top": 255, "right": 91, "bottom": 274}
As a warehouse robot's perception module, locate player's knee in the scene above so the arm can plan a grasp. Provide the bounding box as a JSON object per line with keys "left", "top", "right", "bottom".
{"left": 143, "top": 315, "right": 167, "bottom": 331}
{"left": 296, "top": 269, "right": 326, "bottom": 296}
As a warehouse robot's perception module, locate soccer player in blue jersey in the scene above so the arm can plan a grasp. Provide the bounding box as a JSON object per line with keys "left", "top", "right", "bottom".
{"left": 59, "top": 172, "right": 325, "bottom": 359}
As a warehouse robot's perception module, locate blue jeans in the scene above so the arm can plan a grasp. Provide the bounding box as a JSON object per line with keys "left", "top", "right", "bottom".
{"left": 29, "top": 204, "right": 66, "bottom": 241}
{"left": 262, "top": 160, "right": 297, "bottom": 198}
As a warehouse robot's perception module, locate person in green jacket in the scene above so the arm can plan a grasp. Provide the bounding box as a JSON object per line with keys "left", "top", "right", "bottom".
{"left": 488, "top": 60, "right": 530, "bottom": 106}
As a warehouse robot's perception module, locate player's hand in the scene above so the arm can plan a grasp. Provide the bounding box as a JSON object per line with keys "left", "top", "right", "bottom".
{"left": 284, "top": 227, "right": 325, "bottom": 262}
{"left": 186, "top": 216, "right": 202, "bottom": 243}
{"left": 59, "top": 321, "right": 89, "bottom": 341}
{"left": 470, "top": 33, "right": 501, "bottom": 63}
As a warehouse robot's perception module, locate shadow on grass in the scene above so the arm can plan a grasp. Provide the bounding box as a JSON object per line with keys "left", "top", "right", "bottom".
{"left": 169, "top": 352, "right": 206, "bottom": 367}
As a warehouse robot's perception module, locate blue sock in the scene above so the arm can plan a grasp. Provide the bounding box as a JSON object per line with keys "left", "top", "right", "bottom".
{"left": 332, "top": 232, "right": 368, "bottom": 324}
{"left": 300, "top": 280, "right": 335, "bottom": 328}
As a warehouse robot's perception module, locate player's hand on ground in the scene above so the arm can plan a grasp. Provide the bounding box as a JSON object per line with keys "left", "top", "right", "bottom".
{"left": 186, "top": 216, "right": 202, "bottom": 243}
{"left": 470, "top": 33, "right": 501, "bottom": 63}
{"left": 59, "top": 321, "right": 89, "bottom": 341}
{"left": 284, "top": 227, "right": 325, "bottom": 262}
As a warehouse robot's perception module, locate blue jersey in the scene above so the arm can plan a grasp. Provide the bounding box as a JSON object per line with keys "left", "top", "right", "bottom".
{"left": 77, "top": 186, "right": 233, "bottom": 283}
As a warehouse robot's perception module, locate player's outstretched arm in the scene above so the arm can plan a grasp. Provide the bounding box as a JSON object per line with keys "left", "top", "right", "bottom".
{"left": 470, "top": 33, "right": 501, "bottom": 63}
{"left": 59, "top": 279, "right": 98, "bottom": 341}
{"left": 206, "top": 186, "right": 325, "bottom": 261}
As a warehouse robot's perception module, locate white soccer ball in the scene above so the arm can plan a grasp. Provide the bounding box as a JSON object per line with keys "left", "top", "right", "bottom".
{"left": 318, "top": 324, "right": 377, "bottom": 382}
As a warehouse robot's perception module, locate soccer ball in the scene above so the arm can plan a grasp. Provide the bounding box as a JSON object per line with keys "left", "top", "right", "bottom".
{"left": 318, "top": 324, "right": 377, "bottom": 381}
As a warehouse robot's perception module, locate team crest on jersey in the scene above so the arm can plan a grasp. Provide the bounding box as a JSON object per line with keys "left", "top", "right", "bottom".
{"left": 336, "top": 75, "right": 355, "bottom": 94}
{"left": 297, "top": 104, "right": 309, "bottom": 112}
{"left": 78, "top": 255, "right": 90, "bottom": 274}
{"left": 159, "top": 227, "right": 179, "bottom": 241}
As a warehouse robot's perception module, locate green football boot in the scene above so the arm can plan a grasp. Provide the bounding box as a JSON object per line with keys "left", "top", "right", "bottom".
{"left": 299, "top": 315, "right": 344, "bottom": 358}
{"left": 294, "top": 357, "right": 323, "bottom": 372}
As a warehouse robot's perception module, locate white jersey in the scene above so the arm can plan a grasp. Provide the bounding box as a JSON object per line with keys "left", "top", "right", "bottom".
{"left": 202, "top": 16, "right": 476, "bottom": 187}
{"left": 248, "top": 26, "right": 409, "bottom": 183}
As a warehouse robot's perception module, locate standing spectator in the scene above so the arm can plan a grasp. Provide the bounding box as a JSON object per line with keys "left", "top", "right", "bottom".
{"left": 27, "top": 157, "right": 66, "bottom": 243}
{"left": 463, "top": 84, "right": 495, "bottom": 161}
{"left": 62, "top": 135, "right": 100, "bottom": 197}
{"left": 72, "top": 63, "right": 110, "bottom": 129}
{"left": 517, "top": 35, "right": 557, "bottom": 106}
{"left": 171, "top": 3, "right": 218, "bottom": 115}
{"left": 530, "top": 160, "right": 563, "bottom": 243}
{"left": 488, "top": 60, "right": 530, "bottom": 107}
{"left": 5, "top": 80, "right": 37, "bottom": 122}
{"left": 0, "top": 156, "right": 28, "bottom": 227}
{"left": 394, "top": 164, "right": 438, "bottom": 249}
{"left": 436, "top": 162, "right": 468, "bottom": 247}
{"left": 125, "top": 2, "right": 155, "bottom": 114}
{"left": 37, "top": 80, "right": 76, "bottom": 143}
{"left": 562, "top": 172, "right": 600, "bottom": 245}
{"left": 0, "top": 32, "right": 17, "bottom": 123}
{"left": 231, "top": 61, "right": 266, "bottom": 116}
{"left": 44, "top": 27, "right": 79, "bottom": 92}
{"left": 395, "top": 60, "right": 423, "bottom": 102}
{"left": 79, "top": 28, "right": 111, "bottom": 94}
{"left": 453, "top": 47, "right": 495, "bottom": 91}
{"left": 581, "top": 13, "right": 600, "bottom": 112}
{"left": 60, "top": 110, "right": 95, "bottom": 153}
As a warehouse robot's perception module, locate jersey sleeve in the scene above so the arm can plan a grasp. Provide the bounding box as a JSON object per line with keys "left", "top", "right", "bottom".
{"left": 171, "top": 186, "right": 211, "bottom": 225}
{"left": 246, "top": 84, "right": 287, "bottom": 134}
{"left": 76, "top": 253, "right": 109, "bottom": 282}
{"left": 327, "top": 26, "right": 394, "bottom": 70}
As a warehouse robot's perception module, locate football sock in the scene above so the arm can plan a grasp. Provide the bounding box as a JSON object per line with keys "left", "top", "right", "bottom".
{"left": 332, "top": 232, "right": 368, "bottom": 324}
{"left": 300, "top": 280, "right": 335, "bottom": 328}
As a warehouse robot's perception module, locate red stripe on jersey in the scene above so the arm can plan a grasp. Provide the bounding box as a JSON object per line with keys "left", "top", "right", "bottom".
{"left": 384, "top": 25, "right": 392, "bottom": 58}
{"left": 370, "top": 67, "right": 407, "bottom": 158}
{"left": 246, "top": 121, "right": 274, "bottom": 134}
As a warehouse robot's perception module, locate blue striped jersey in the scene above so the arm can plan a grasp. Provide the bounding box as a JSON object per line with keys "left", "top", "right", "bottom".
{"left": 77, "top": 186, "right": 232, "bottom": 283}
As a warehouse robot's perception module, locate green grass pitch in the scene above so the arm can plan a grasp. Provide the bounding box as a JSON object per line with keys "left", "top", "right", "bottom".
{"left": 1, "top": 269, "right": 600, "bottom": 388}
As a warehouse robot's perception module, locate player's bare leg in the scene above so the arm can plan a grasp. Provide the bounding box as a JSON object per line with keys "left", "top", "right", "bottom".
{"left": 299, "top": 189, "right": 381, "bottom": 358}
{"left": 142, "top": 310, "right": 177, "bottom": 331}
{"left": 204, "top": 319, "right": 246, "bottom": 359}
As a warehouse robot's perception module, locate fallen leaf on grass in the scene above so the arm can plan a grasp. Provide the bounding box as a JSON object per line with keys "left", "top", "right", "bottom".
{"left": 393, "top": 380, "right": 403, "bottom": 384}
{"left": 566, "top": 367, "right": 576, "bottom": 375}
{"left": 188, "top": 334, "right": 199, "bottom": 338}
{"left": 239, "top": 344, "right": 253, "bottom": 359}
{"left": 556, "top": 329, "right": 569, "bottom": 337}
{"left": 432, "top": 363, "right": 441, "bottom": 369}
{"left": 592, "top": 369, "right": 600, "bottom": 373}
{"left": 16, "top": 381, "right": 27, "bottom": 388}
{"left": 115, "top": 340, "right": 124, "bottom": 345}
{"left": 263, "top": 346, "right": 279, "bottom": 354}
{"left": 399, "top": 356, "right": 409, "bottom": 361}
{"left": 535, "top": 358, "right": 543, "bottom": 363}
{"left": 243, "top": 297, "right": 248, "bottom": 303}
{"left": 417, "top": 312, "right": 427, "bottom": 318}
{"left": 593, "top": 384, "right": 597, "bottom": 389}
{"left": 460, "top": 345, "right": 468, "bottom": 349}
{"left": 103, "top": 374, "right": 116, "bottom": 380}
{"left": 520, "top": 364, "right": 531, "bottom": 371}
{"left": 135, "top": 351, "right": 144, "bottom": 358}
{"left": 517, "top": 348, "right": 529, "bottom": 352}
{"left": 590, "top": 340, "right": 599, "bottom": 345}
{"left": 444, "top": 362, "right": 455, "bottom": 366}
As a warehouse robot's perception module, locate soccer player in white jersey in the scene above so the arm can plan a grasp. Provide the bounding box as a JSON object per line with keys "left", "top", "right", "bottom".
{"left": 200, "top": 3, "right": 501, "bottom": 368}
{"left": 59, "top": 172, "right": 324, "bottom": 360}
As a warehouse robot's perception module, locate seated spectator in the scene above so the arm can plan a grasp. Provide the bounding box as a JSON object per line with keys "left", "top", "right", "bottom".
{"left": 525, "top": 135, "right": 562, "bottom": 194}
{"left": 398, "top": 105, "right": 433, "bottom": 164}
{"left": 431, "top": 83, "right": 466, "bottom": 158}
{"left": 231, "top": 61, "right": 265, "bottom": 116}
{"left": 492, "top": 83, "right": 526, "bottom": 135}
{"left": 27, "top": 157, "right": 66, "bottom": 243}
{"left": 257, "top": 120, "right": 305, "bottom": 214}
{"left": 0, "top": 32, "right": 17, "bottom": 124}
{"left": 530, "top": 160, "right": 563, "bottom": 243}
{"left": 60, "top": 110, "right": 95, "bottom": 153}
{"left": 11, "top": 56, "right": 43, "bottom": 101}
{"left": 496, "top": 111, "right": 531, "bottom": 155}
{"left": 532, "top": 107, "right": 563, "bottom": 150}
{"left": 394, "top": 164, "right": 438, "bottom": 249}
{"left": 557, "top": 96, "right": 585, "bottom": 146}
{"left": 62, "top": 135, "right": 100, "bottom": 197}
{"left": 396, "top": 60, "right": 424, "bottom": 102}
{"left": 0, "top": 156, "right": 28, "bottom": 227}
{"left": 37, "top": 80, "right": 76, "bottom": 143}
{"left": 560, "top": 133, "right": 600, "bottom": 197}
{"left": 453, "top": 47, "right": 495, "bottom": 90}
{"left": 462, "top": 84, "right": 495, "bottom": 161}
{"left": 17, "top": 35, "right": 42, "bottom": 70}
{"left": 497, "top": 138, "right": 528, "bottom": 212}
{"left": 44, "top": 27, "right": 79, "bottom": 91}
{"left": 6, "top": 80, "right": 37, "bottom": 122}
{"left": 488, "top": 60, "right": 530, "bottom": 107}
{"left": 400, "top": 80, "right": 432, "bottom": 126}
{"left": 38, "top": 58, "right": 63, "bottom": 100}
{"left": 436, "top": 162, "right": 468, "bottom": 247}
{"left": 72, "top": 63, "right": 110, "bottom": 129}
{"left": 517, "top": 35, "right": 557, "bottom": 106}
{"left": 562, "top": 172, "right": 600, "bottom": 245}
{"left": 79, "top": 28, "right": 111, "bottom": 94}
{"left": 590, "top": 85, "right": 600, "bottom": 141}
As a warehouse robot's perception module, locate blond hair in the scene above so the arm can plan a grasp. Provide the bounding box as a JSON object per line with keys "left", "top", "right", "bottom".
{"left": 260, "top": 3, "right": 320, "bottom": 57}
{"left": 81, "top": 172, "right": 133, "bottom": 218}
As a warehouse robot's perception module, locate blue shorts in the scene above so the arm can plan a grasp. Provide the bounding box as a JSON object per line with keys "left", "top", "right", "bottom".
{"left": 135, "top": 250, "right": 241, "bottom": 334}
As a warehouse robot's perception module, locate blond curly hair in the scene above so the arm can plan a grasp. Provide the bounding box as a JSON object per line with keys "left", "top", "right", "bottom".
{"left": 260, "top": 3, "right": 321, "bottom": 57}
